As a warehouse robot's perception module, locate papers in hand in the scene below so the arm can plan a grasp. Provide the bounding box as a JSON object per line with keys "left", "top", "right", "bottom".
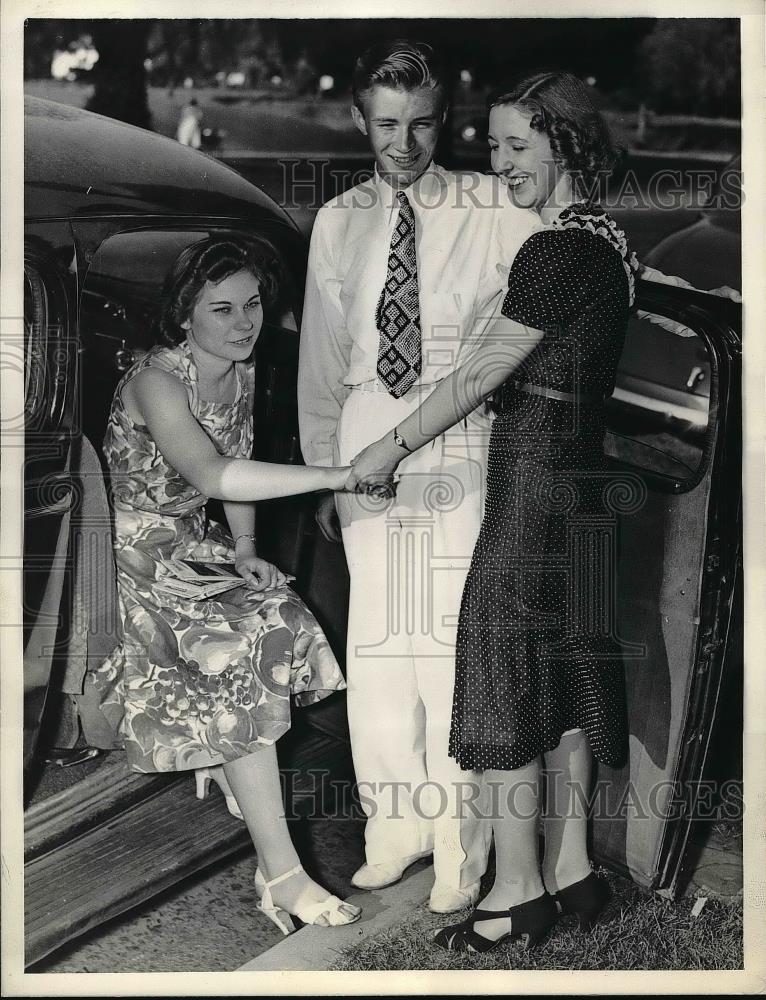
{"left": 155, "top": 559, "right": 296, "bottom": 600}
{"left": 155, "top": 560, "right": 246, "bottom": 600}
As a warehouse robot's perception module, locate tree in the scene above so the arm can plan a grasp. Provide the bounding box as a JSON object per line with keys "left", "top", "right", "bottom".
{"left": 85, "top": 20, "right": 151, "bottom": 129}
{"left": 638, "top": 19, "right": 740, "bottom": 117}
{"left": 25, "top": 19, "right": 86, "bottom": 78}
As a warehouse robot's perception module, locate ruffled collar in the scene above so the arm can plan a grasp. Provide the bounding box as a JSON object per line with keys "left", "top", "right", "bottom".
{"left": 550, "top": 202, "right": 640, "bottom": 306}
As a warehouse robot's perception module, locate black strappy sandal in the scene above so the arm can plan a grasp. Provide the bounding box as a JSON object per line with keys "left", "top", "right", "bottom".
{"left": 433, "top": 891, "right": 558, "bottom": 954}
{"left": 553, "top": 872, "right": 611, "bottom": 930}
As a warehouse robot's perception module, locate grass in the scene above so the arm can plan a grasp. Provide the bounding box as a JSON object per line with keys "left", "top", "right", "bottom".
{"left": 328, "top": 869, "right": 743, "bottom": 972}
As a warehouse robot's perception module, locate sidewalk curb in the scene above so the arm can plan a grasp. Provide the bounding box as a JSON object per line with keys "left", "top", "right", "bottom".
{"left": 237, "top": 861, "right": 434, "bottom": 972}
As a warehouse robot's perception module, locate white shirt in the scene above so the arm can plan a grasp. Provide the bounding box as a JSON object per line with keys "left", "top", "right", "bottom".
{"left": 298, "top": 163, "right": 541, "bottom": 467}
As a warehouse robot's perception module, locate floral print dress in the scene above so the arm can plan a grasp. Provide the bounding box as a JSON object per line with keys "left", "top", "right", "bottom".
{"left": 86, "top": 340, "right": 345, "bottom": 773}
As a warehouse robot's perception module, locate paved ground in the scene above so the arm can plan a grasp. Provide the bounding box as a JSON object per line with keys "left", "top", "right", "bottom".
{"left": 34, "top": 804, "right": 741, "bottom": 974}
{"left": 32, "top": 806, "right": 367, "bottom": 973}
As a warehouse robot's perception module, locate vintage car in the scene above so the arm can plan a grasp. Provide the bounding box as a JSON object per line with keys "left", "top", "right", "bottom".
{"left": 22, "top": 96, "right": 741, "bottom": 967}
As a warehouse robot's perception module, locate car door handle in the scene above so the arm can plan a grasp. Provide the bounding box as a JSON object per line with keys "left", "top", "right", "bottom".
{"left": 686, "top": 366, "right": 706, "bottom": 389}
{"left": 114, "top": 341, "right": 136, "bottom": 372}
{"left": 86, "top": 330, "right": 140, "bottom": 372}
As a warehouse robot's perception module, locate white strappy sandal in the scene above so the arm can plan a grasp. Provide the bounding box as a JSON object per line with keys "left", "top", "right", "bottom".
{"left": 254, "top": 864, "right": 361, "bottom": 934}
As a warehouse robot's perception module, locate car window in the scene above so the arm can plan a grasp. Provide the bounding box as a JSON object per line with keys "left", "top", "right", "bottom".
{"left": 81, "top": 228, "right": 297, "bottom": 348}
{"left": 605, "top": 311, "right": 712, "bottom": 488}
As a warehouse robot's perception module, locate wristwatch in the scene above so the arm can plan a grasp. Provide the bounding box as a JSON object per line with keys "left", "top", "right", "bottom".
{"left": 392, "top": 426, "right": 413, "bottom": 453}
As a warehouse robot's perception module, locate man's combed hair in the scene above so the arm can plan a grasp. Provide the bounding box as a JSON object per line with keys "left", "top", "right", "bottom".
{"left": 489, "top": 71, "right": 621, "bottom": 191}
{"left": 157, "top": 236, "right": 282, "bottom": 347}
{"left": 352, "top": 39, "right": 447, "bottom": 110}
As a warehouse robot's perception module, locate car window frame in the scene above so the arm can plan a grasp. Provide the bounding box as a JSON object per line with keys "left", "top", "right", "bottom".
{"left": 23, "top": 253, "right": 77, "bottom": 439}
{"left": 606, "top": 280, "right": 739, "bottom": 496}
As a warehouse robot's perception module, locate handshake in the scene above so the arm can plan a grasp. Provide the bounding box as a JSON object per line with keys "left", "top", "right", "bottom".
{"left": 343, "top": 434, "right": 401, "bottom": 498}
{"left": 349, "top": 430, "right": 409, "bottom": 497}
{"left": 318, "top": 434, "right": 404, "bottom": 541}
{"left": 326, "top": 432, "right": 407, "bottom": 502}
{"left": 341, "top": 466, "right": 398, "bottom": 498}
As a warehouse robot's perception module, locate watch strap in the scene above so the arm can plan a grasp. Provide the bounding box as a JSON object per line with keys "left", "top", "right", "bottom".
{"left": 393, "top": 427, "right": 413, "bottom": 453}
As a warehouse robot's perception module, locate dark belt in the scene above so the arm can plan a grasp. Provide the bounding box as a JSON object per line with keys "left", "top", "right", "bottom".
{"left": 503, "top": 378, "right": 606, "bottom": 406}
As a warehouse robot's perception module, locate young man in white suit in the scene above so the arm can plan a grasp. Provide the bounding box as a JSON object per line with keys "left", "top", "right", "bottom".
{"left": 298, "top": 39, "right": 541, "bottom": 914}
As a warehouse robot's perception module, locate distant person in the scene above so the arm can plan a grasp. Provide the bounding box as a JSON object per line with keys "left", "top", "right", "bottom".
{"left": 294, "top": 52, "right": 318, "bottom": 97}
{"left": 176, "top": 98, "right": 203, "bottom": 149}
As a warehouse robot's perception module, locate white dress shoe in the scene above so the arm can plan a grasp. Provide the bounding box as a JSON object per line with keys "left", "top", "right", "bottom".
{"left": 350, "top": 851, "right": 430, "bottom": 890}
{"left": 428, "top": 879, "right": 481, "bottom": 913}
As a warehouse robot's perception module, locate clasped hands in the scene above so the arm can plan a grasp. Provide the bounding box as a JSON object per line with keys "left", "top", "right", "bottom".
{"left": 342, "top": 434, "right": 404, "bottom": 498}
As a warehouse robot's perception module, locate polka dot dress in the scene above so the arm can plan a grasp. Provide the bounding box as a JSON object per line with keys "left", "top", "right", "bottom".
{"left": 449, "top": 205, "right": 637, "bottom": 772}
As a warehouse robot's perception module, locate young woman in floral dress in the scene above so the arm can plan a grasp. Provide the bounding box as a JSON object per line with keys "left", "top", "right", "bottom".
{"left": 87, "top": 237, "right": 359, "bottom": 933}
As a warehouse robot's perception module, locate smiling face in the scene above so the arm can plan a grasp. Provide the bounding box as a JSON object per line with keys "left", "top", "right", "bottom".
{"left": 352, "top": 84, "right": 446, "bottom": 190}
{"left": 181, "top": 269, "right": 264, "bottom": 363}
{"left": 488, "top": 103, "right": 563, "bottom": 213}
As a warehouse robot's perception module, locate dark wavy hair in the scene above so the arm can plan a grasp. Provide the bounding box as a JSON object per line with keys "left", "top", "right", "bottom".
{"left": 352, "top": 39, "right": 447, "bottom": 112}
{"left": 488, "top": 71, "right": 621, "bottom": 194}
{"left": 157, "top": 236, "right": 283, "bottom": 346}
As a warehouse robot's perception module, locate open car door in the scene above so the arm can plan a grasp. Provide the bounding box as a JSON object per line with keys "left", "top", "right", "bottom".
{"left": 592, "top": 280, "right": 741, "bottom": 897}
{"left": 24, "top": 222, "right": 352, "bottom": 967}
{"left": 22, "top": 240, "right": 79, "bottom": 775}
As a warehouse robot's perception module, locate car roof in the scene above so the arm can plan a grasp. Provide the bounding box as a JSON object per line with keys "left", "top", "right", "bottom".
{"left": 25, "top": 96, "right": 296, "bottom": 229}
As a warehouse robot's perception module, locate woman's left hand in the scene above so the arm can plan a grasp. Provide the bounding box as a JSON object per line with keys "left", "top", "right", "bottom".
{"left": 234, "top": 554, "right": 287, "bottom": 592}
{"left": 348, "top": 437, "right": 402, "bottom": 495}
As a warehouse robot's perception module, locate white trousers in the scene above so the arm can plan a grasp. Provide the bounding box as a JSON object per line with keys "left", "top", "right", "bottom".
{"left": 336, "top": 383, "right": 493, "bottom": 890}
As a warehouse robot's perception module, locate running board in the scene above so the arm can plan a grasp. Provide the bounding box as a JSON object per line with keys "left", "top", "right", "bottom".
{"left": 25, "top": 753, "right": 177, "bottom": 861}
{"left": 25, "top": 729, "right": 350, "bottom": 967}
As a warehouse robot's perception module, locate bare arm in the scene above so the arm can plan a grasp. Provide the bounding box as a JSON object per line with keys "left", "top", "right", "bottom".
{"left": 223, "top": 499, "right": 256, "bottom": 547}
{"left": 223, "top": 499, "right": 288, "bottom": 591}
{"left": 348, "top": 313, "right": 543, "bottom": 488}
{"left": 129, "top": 368, "right": 348, "bottom": 500}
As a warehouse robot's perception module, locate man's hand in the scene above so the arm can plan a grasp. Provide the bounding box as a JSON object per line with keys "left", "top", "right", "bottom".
{"left": 315, "top": 493, "right": 342, "bottom": 543}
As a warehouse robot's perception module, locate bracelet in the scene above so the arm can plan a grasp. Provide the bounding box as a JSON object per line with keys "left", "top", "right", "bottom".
{"left": 392, "top": 426, "right": 413, "bottom": 453}
{"left": 234, "top": 533, "right": 256, "bottom": 547}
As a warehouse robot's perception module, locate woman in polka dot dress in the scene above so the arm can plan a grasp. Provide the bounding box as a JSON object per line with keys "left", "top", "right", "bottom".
{"left": 349, "top": 71, "right": 639, "bottom": 952}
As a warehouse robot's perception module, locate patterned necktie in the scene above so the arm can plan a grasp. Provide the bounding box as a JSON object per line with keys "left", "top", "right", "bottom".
{"left": 376, "top": 191, "right": 422, "bottom": 398}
